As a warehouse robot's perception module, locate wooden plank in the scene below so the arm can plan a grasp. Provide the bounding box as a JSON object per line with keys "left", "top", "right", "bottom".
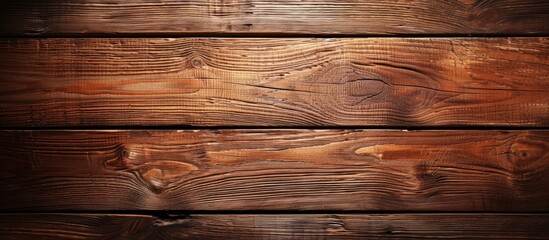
{"left": 1, "top": 1, "right": 549, "bottom": 36}
{"left": 1, "top": 38, "right": 548, "bottom": 127}
{"left": 1, "top": 214, "right": 548, "bottom": 239}
{"left": 1, "top": 130, "right": 548, "bottom": 211}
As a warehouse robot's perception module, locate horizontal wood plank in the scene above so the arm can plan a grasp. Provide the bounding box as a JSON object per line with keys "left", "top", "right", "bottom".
{"left": 1, "top": 214, "right": 548, "bottom": 239}
{"left": 1, "top": 38, "right": 548, "bottom": 127}
{"left": 1, "top": 130, "right": 548, "bottom": 211}
{"left": 1, "top": 0, "right": 549, "bottom": 36}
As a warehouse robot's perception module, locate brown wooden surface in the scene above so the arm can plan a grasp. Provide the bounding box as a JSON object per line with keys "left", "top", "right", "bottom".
{"left": 1, "top": 130, "right": 548, "bottom": 211}
{"left": 1, "top": 0, "right": 549, "bottom": 36}
{"left": 1, "top": 214, "right": 549, "bottom": 239}
{"left": 1, "top": 38, "right": 548, "bottom": 127}
{"left": 2, "top": 1, "right": 548, "bottom": 238}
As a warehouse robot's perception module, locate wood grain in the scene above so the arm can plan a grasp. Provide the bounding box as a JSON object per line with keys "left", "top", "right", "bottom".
{"left": 1, "top": 130, "right": 548, "bottom": 211}
{"left": 1, "top": 0, "right": 549, "bottom": 36}
{"left": 1, "top": 214, "right": 549, "bottom": 239}
{"left": 1, "top": 38, "right": 548, "bottom": 127}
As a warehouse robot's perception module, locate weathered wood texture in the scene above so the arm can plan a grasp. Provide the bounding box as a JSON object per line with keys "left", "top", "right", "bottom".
{"left": 1, "top": 0, "right": 549, "bottom": 36}
{"left": 1, "top": 130, "right": 548, "bottom": 211}
{"left": 1, "top": 38, "right": 548, "bottom": 127}
{"left": 1, "top": 214, "right": 549, "bottom": 239}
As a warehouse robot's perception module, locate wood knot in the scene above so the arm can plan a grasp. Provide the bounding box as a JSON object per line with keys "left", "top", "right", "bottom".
{"left": 508, "top": 139, "right": 546, "bottom": 166}
{"left": 104, "top": 145, "right": 199, "bottom": 193}
{"left": 414, "top": 164, "right": 445, "bottom": 196}
{"left": 189, "top": 57, "right": 205, "bottom": 69}
{"left": 343, "top": 78, "right": 388, "bottom": 106}
{"left": 415, "top": 164, "right": 435, "bottom": 181}
{"left": 383, "top": 226, "right": 396, "bottom": 235}
{"left": 104, "top": 145, "right": 131, "bottom": 170}
{"left": 326, "top": 215, "right": 347, "bottom": 233}
{"left": 139, "top": 161, "right": 198, "bottom": 189}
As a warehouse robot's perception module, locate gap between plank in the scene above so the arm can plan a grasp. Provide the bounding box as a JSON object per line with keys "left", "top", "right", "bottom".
{"left": 2, "top": 33, "right": 549, "bottom": 39}
{"left": 2, "top": 210, "right": 549, "bottom": 215}
{"left": 1, "top": 126, "right": 549, "bottom": 131}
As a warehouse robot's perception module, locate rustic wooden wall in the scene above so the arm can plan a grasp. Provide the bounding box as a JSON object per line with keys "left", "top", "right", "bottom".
{"left": 1, "top": 0, "right": 549, "bottom": 239}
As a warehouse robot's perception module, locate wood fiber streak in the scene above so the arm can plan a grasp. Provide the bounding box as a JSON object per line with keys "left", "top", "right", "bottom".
{"left": 1, "top": 130, "right": 548, "bottom": 211}
{"left": 1, "top": 38, "right": 548, "bottom": 127}
{"left": 1, "top": 214, "right": 549, "bottom": 239}
{"left": 1, "top": 0, "right": 549, "bottom": 36}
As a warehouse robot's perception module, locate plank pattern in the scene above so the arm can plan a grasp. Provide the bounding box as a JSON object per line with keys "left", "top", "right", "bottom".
{"left": 1, "top": 38, "right": 549, "bottom": 127}
{"left": 1, "top": 130, "right": 548, "bottom": 211}
{"left": 1, "top": 0, "right": 549, "bottom": 36}
{"left": 1, "top": 214, "right": 549, "bottom": 239}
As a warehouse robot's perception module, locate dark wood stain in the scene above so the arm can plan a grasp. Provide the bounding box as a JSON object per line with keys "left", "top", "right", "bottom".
{"left": 1, "top": 0, "right": 549, "bottom": 36}
{"left": 1, "top": 38, "right": 548, "bottom": 127}
{"left": 1, "top": 214, "right": 549, "bottom": 239}
{"left": 1, "top": 130, "right": 548, "bottom": 211}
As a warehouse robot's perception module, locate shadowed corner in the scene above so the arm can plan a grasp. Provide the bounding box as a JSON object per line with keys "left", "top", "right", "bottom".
{"left": 0, "top": 0, "right": 49, "bottom": 36}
